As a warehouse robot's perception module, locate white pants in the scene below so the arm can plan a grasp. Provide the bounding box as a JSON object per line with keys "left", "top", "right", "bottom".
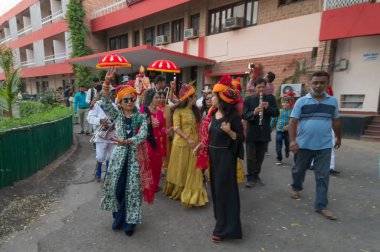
{"left": 95, "top": 142, "right": 115, "bottom": 163}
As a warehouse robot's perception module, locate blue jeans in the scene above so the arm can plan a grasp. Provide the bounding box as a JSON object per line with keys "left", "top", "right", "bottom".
{"left": 276, "top": 131, "right": 290, "bottom": 161}
{"left": 291, "top": 148, "right": 332, "bottom": 212}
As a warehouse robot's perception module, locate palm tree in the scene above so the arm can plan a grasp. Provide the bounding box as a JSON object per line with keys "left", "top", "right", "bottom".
{"left": 0, "top": 46, "right": 21, "bottom": 118}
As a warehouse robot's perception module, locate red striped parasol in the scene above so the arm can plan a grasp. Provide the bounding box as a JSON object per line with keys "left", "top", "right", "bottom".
{"left": 96, "top": 54, "right": 131, "bottom": 68}
{"left": 147, "top": 59, "right": 180, "bottom": 73}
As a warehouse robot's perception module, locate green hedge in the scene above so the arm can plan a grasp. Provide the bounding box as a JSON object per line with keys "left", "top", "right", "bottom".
{"left": 0, "top": 103, "right": 72, "bottom": 132}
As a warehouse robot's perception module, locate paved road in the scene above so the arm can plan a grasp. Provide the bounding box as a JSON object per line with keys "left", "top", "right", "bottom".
{"left": 1, "top": 128, "right": 380, "bottom": 252}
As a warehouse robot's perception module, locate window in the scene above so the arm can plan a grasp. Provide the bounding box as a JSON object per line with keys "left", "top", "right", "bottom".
{"left": 157, "top": 22, "right": 169, "bottom": 36}
{"left": 278, "top": 0, "right": 303, "bottom": 6}
{"left": 340, "top": 95, "right": 365, "bottom": 109}
{"left": 144, "top": 26, "right": 155, "bottom": 46}
{"left": 109, "top": 34, "right": 128, "bottom": 50}
{"left": 209, "top": 0, "right": 258, "bottom": 35}
{"left": 172, "top": 19, "right": 184, "bottom": 42}
{"left": 190, "top": 14, "right": 200, "bottom": 30}
{"left": 133, "top": 30, "right": 140, "bottom": 47}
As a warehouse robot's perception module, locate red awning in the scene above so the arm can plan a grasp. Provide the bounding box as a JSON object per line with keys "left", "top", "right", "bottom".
{"left": 320, "top": 2, "right": 380, "bottom": 41}
{"left": 66, "top": 45, "right": 215, "bottom": 74}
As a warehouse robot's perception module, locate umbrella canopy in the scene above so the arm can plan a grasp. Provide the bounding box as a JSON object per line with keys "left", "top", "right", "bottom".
{"left": 147, "top": 59, "right": 180, "bottom": 73}
{"left": 96, "top": 54, "right": 131, "bottom": 68}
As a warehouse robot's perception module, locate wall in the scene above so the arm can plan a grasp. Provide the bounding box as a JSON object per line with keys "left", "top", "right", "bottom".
{"left": 332, "top": 36, "right": 380, "bottom": 113}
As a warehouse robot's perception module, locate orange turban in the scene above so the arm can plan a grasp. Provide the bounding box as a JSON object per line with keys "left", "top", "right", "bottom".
{"left": 219, "top": 87, "right": 239, "bottom": 104}
{"left": 179, "top": 84, "right": 195, "bottom": 102}
{"left": 231, "top": 77, "right": 242, "bottom": 92}
{"left": 117, "top": 86, "right": 137, "bottom": 102}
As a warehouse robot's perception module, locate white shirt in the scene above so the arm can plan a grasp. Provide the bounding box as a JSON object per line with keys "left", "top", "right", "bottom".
{"left": 86, "top": 87, "right": 97, "bottom": 104}
{"left": 87, "top": 100, "right": 117, "bottom": 143}
{"left": 196, "top": 97, "right": 204, "bottom": 109}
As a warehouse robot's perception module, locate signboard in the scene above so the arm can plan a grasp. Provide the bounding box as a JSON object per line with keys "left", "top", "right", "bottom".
{"left": 363, "top": 52, "right": 379, "bottom": 62}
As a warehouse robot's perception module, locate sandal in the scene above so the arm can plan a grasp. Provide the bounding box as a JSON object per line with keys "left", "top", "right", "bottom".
{"left": 290, "top": 191, "right": 301, "bottom": 199}
{"left": 317, "top": 209, "right": 337, "bottom": 220}
{"left": 211, "top": 235, "right": 222, "bottom": 243}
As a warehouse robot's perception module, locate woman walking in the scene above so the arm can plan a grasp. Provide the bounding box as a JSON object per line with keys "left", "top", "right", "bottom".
{"left": 140, "top": 88, "right": 166, "bottom": 192}
{"left": 195, "top": 76, "right": 244, "bottom": 242}
{"left": 100, "top": 69, "right": 154, "bottom": 237}
{"left": 163, "top": 84, "right": 208, "bottom": 207}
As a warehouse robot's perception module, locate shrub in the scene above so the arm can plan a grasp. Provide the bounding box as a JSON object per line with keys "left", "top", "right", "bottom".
{"left": 0, "top": 105, "right": 71, "bottom": 132}
{"left": 19, "top": 101, "right": 51, "bottom": 118}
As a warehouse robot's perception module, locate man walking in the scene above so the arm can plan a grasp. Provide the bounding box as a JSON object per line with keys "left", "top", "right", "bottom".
{"left": 289, "top": 71, "right": 341, "bottom": 220}
{"left": 74, "top": 85, "right": 91, "bottom": 134}
{"left": 243, "top": 78, "right": 279, "bottom": 187}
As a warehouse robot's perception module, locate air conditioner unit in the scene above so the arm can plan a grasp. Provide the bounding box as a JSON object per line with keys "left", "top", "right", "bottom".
{"left": 223, "top": 17, "right": 244, "bottom": 30}
{"left": 155, "top": 35, "right": 169, "bottom": 45}
{"left": 280, "top": 84, "right": 303, "bottom": 97}
{"left": 184, "top": 28, "right": 198, "bottom": 39}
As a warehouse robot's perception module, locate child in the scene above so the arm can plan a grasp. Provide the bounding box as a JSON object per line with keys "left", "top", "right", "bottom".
{"left": 271, "top": 95, "right": 293, "bottom": 165}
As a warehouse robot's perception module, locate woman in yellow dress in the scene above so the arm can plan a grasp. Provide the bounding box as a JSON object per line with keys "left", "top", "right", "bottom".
{"left": 163, "top": 84, "right": 208, "bottom": 207}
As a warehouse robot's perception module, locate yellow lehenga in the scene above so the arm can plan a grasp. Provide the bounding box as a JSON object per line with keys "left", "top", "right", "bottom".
{"left": 163, "top": 107, "right": 208, "bottom": 207}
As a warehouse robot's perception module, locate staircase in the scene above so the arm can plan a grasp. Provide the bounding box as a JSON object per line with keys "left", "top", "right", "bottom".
{"left": 361, "top": 115, "right": 380, "bottom": 142}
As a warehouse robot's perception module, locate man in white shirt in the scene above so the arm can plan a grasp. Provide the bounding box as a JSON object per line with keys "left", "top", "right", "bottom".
{"left": 196, "top": 86, "right": 209, "bottom": 109}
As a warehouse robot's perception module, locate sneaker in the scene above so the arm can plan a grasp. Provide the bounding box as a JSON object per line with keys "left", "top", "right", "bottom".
{"left": 78, "top": 130, "right": 85, "bottom": 134}
{"left": 254, "top": 177, "right": 265, "bottom": 186}
{"left": 276, "top": 161, "right": 282, "bottom": 165}
{"left": 330, "top": 170, "right": 340, "bottom": 175}
{"left": 245, "top": 181, "right": 254, "bottom": 188}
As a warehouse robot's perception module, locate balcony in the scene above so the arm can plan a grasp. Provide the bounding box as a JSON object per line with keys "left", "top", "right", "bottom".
{"left": 20, "top": 60, "right": 36, "bottom": 68}
{"left": 17, "top": 25, "right": 33, "bottom": 37}
{"left": 91, "top": 0, "right": 127, "bottom": 19}
{"left": 44, "top": 52, "right": 67, "bottom": 65}
{"left": 41, "top": 9, "right": 64, "bottom": 27}
{"left": 324, "top": 0, "right": 375, "bottom": 10}
{"left": 0, "top": 36, "right": 12, "bottom": 45}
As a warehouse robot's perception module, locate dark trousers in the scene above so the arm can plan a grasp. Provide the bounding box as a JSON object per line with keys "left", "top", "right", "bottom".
{"left": 276, "top": 131, "right": 290, "bottom": 161}
{"left": 246, "top": 141, "right": 267, "bottom": 181}
{"left": 291, "top": 148, "right": 332, "bottom": 211}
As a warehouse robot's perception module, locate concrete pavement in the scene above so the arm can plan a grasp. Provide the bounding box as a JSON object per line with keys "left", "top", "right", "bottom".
{"left": 1, "top": 128, "right": 380, "bottom": 252}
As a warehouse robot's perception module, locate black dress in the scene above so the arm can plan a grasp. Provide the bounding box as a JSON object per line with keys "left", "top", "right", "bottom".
{"left": 208, "top": 113, "right": 244, "bottom": 239}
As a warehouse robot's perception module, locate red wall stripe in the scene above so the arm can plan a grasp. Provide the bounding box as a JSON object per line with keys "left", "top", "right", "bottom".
{"left": 320, "top": 3, "right": 380, "bottom": 41}
{"left": 19, "top": 62, "right": 74, "bottom": 78}
{"left": 91, "top": 0, "right": 190, "bottom": 32}
{"left": 183, "top": 40, "right": 188, "bottom": 54}
{"left": 198, "top": 36, "right": 205, "bottom": 58}
{"left": 0, "top": 0, "right": 39, "bottom": 26}
{"left": 8, "top": 20, "right": 68, "bottom": 49}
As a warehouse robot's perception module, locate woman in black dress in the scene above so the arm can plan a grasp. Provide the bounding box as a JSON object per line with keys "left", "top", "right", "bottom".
{"left": 195, "top": 76, "right": 244, "bottom": 242}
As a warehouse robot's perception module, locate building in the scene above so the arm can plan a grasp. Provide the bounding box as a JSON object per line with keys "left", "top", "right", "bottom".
{"left": 1, "top": 0, "right": 379, "bottom": 119}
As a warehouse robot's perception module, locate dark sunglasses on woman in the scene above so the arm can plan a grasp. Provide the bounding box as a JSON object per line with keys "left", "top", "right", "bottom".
{"left": 122, "top": 97, "right": 136, "bottom": 103}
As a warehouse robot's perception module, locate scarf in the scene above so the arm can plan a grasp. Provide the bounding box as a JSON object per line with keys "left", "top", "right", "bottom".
{"left": 195, "top": 107, "right": 217, "bottom": 170}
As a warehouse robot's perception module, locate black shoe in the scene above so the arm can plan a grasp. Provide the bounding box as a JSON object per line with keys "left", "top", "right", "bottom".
{"left": 330, "top": 170, "right": 340, "bottom": 175}
{"left": 125, "top": 229, "right": 134, "bottom": 236}
{"left": 254, "top": 177, "right": 265, "bottom": 186}
{"left": 78, "top": 130, "right": 85, "bottom": 134}
{"left": 285, "top": 151, "right": 290, "bottom": 158}
{"left": 85, "top": 131, "right": 90, "bottom": 135}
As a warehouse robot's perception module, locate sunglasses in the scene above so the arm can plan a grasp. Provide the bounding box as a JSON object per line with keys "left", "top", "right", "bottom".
{"left": 205, "top": 97, "right": 212, "bottom": 100}
{"left": 122, "top": 97, "right": 136, "bottom": 103}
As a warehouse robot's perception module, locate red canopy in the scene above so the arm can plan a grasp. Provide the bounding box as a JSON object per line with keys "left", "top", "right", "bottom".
{"left": 147, "top": 59, "right": 180, "bottom": 73}
{"left": 96, "top": 54, "right": 131, "bottom": 68}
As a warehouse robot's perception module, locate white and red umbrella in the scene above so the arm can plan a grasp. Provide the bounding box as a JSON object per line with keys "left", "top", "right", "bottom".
{"left": 96, "top": 54, "right": 131, "bottom": 68}
{"left": 147, "top": 59, "right": 180, "bottom": 73}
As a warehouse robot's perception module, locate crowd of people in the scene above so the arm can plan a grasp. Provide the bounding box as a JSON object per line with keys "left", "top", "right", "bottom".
{"left": 73, "top": 67, "right": 341, "bottom": 242}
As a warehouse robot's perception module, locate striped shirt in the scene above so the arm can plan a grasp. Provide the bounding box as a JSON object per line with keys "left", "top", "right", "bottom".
{"left": 271, "top": 108, "right": 292, "bottom": 131}
{"left": 291, "top": 93, "right": 339, "bottom": 150}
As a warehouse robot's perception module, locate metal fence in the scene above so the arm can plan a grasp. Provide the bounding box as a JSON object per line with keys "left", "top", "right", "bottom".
{"left": 324, "top": 0, "right": 374, "bottom": 10}
{"left": 0, "top": 116, "right": 73, "bottom": 189}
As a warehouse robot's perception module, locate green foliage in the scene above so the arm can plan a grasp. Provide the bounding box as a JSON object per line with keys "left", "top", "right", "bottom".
{"left": 19, "top": 101, "right": 51, "bottom": 118}
{"left": 0, "top": 105, "right": 71, "bottom": 132}
{"left": 66, "top": 0, "right": 93, "bottom": 88}
{"left": 0, "top": 46, "right": 21, "bottom": 118}
{"left": 39, "top": 88, "right": 62, "bottom": 105}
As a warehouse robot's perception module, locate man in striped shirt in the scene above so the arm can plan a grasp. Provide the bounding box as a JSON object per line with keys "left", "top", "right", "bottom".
{"left": 271, "top": 97, "right": 292, "bottom": 165}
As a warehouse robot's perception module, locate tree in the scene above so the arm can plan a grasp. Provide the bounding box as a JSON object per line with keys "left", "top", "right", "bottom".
{"left": 0, "top": 46, "right": 21, "bottom": 118}
{"left": 66, "top": 0, "right": 93, "bottom": 88}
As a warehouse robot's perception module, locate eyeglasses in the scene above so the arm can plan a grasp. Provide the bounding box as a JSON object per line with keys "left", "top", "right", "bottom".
{"left": 122, "top": 97, "right": 136, "bottom": 103}
{"left": 205, "top": 97, "right": 212, "bottom": 100}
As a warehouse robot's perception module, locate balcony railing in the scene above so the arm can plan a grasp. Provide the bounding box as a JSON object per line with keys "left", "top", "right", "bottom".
{"left": 44, "top": 52, "right": 67, "bottom": 65}
{"left": 20, "top": 60, "right": 36, "bottom": 68}
{"left": 41, "top": 9, "right": 64, "bottom": 27}
{"left": 0, "top": 36, "right": 11, "bottom": 45}
{"left": 91, "top": 0, "right": 126, "bottom": 19}
{"left": 324, "top": 0, "right": 374, "bottom": 10}
{"left": 17, "top": 25, "right": 32, "bottom": 37}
